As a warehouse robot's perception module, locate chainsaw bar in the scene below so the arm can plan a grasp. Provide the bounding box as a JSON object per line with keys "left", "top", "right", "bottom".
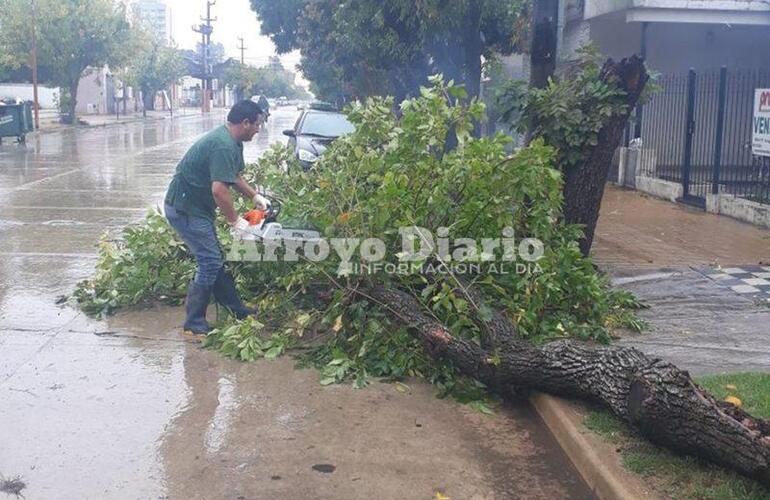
{"left": 239, "top": 222, "right": 321, "bottom": 244}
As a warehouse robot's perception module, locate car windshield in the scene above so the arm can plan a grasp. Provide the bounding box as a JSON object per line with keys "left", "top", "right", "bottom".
{"left": 299, "top": 112, "right": 355, "bottom": 137}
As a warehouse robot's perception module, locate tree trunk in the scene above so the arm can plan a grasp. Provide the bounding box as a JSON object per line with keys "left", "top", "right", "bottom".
{"left": 529, "top": 0, "right": 559, "bottom": 90}
{"left": 367, "top": 285, "right": 770, "bottom": 487}
{"left": 562, "top": 56, "right": 648, "bottom": 255}
{"left": 461, "top": 2, "right": 482, "bottom": 101}
{"left": 461, "top": 1, "right": 483, "bottom": 138}
{"left": 63, "top": 78, "right": 79, "bottom": 125}
{"left": 142, "top": 87, "right": 155, "bottom": 118}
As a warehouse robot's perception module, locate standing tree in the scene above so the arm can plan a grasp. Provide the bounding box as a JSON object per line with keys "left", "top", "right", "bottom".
{"left": 124, "top": 27, "right": 185, "bottom": 117}
{"left": 221, "top": 61, "right": 259, "bottom": 101}
{"left": 0, "top": 0, "right": 132, "bottom": 123}
{"left": 528, "top": 0, "right": 558, "bottom": 89}
{"left": 249, "top": 0, "right": 528, "bottom": 103}
{"left": 499, "top": 47, "right": 650, "bottom": 255}
{"left": 219, "top": 59, "right": 309, "bottom": 101}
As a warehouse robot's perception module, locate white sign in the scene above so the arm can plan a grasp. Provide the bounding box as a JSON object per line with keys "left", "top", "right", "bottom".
{"left": 752, "top": 88, "right": 770, "bottom": 157}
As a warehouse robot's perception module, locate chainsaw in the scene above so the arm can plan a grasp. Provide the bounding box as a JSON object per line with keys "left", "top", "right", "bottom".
{"left": 238, "top": 196, "right": 321, "bottom": 245}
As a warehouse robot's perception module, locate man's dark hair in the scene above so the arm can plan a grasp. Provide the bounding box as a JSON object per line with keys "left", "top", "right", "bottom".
{"left": 227, "top": 100, "right": 264, "bottom": 124}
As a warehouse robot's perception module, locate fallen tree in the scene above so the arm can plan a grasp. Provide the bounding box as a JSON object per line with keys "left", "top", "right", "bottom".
{"left": 75, "top": 72, "right": 770, "bottom": 488}
{"left": 367, "top": 285, "right": 770, "bottom": 486}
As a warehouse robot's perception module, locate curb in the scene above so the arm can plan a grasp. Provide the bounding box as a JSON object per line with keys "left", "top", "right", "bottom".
{"left": 31, "top": 111, "right": 208, "bottom": 136}
{"left": 530, "top": 393, "right": 657, "bottom": 500}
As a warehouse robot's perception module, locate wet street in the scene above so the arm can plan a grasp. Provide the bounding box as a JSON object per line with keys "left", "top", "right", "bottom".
{"left": 0, "top": 108, "right": 591, "bottom": 499}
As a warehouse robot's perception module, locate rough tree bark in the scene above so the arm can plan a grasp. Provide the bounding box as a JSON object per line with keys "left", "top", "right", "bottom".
{"left": 142, "top": 86, "right": 156, "bottom": 118}
{"left": 63, "top": 78, "right": 80, "bottom": 125}
{"left": 529, "top": 0, "right": 559, "bottom": 90}
{"left": 563, "top": 55, "right": 648, "bottom": 256}
{"left": 461, "top": 1, "right": 483, "bottom": 101}
{"left": 367, "top": 285, "right": 770, "bottom": 487}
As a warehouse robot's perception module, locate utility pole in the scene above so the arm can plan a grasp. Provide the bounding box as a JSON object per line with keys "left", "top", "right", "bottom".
{"left": 30, "top": 0, "right": 40, "bottom": 129}
{"left": 192, "top": 24, "right": 208, "bottom": 112}
{"left": 192, "top": 0, "right": 216, "bottom": 113}
{"left": 237, "top": 36, "right": 247, "bottom": 64}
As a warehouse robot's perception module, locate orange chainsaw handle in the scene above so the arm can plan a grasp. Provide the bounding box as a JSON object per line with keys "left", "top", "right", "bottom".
{"left": 243, "top": 209, "right": 266, "bottom": 226}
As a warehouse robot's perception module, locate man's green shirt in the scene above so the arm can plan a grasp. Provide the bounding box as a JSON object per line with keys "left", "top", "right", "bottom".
{"left": 165, "top": 125, "right": 245, "bottom": 220}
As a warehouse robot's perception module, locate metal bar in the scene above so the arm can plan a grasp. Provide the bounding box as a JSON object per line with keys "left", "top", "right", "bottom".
{"left": 723, "top": 72, "right": 737, "bottom": 191}
{"left": 633, "top": 22, "right": 649, "bottom": 139}
{"left": 712, "top": 67, "right": 727, "bottom": 195}
{"left": 682, "top": 68, "right": 697, "bottom": 198}
{"left": 674, "top": 75, "right": 686, "bottom": 182}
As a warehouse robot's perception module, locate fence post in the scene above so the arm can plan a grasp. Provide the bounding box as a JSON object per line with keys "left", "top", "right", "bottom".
{"left": 712, "top": 66, "right": 728, "bottom": 195}
{"left": 682, "top": 68, "right": 697, "bottom": 198}
{"left": 633, "top": 22, "right": 649, "bottom": 139}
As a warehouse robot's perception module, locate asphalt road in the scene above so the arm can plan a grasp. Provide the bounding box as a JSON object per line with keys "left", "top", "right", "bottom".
{"left": 0, "top": 107, "right": 593, "bottom": 499}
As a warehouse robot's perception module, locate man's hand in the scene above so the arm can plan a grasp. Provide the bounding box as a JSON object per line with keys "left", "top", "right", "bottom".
{"left": 235, "top": 176, "right": 274, "bottom": 207}
{"left": 252, "top": 193, "right": 270, "bottom": 211}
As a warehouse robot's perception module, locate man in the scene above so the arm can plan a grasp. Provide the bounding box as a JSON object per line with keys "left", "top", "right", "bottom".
{"left": 164, "top": 100, "right": 270, "bottom": 336}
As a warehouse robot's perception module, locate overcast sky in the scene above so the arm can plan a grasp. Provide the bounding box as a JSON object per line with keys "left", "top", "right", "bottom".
{"left": 164, "top": 0, "right": 306, "bottom": 86}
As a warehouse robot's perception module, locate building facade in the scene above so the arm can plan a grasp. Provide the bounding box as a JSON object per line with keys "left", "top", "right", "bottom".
{"left": 563, "top": 1, "right": 770, "bottom": 226}
{"left": 131, "top": 0, "right": 173, "bottom": 45}
{"left": 561, "top": 0, "right": 770, "bottom": 73}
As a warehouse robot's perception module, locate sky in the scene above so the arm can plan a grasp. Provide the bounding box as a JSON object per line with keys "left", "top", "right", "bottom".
{"left": 164, "top": 0, "right": 306, "bottom": 87}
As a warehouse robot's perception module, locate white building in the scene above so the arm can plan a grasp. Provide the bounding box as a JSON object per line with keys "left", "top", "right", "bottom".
{"left": 131, "top": 0, "right": 173, "bottom": 45}
{"left": 560, "top": 0, "right": 770, "bottom": 72}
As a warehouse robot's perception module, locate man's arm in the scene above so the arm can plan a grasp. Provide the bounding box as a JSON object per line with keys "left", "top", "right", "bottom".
{"left": 234, "top": 175, "right": 257, "bottom": 200}
{"left": 212, "top": 181, "right": 238, "bottom": 224}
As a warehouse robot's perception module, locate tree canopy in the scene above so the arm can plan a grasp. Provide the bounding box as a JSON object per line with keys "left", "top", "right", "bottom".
{"left": 121, "top": 25, "right": 185, "bottom": 115}
{"left": 220, "top": 59, "right": 310, "bottom": 101}
{"left": 249, "top": 0, "right": 529, "bottom": 103}
{"left": 0, "top": 0, "right": 132, "bottom": 122}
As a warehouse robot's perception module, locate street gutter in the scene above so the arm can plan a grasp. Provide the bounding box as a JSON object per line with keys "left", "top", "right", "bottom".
{"left": 530, "top": 393, "right": 660, "bottom": 500}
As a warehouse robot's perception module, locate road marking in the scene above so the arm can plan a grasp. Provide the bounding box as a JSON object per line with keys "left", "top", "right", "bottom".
{"left": 15, "top": 168, "right": 80, "bottom": 189}
{"left": 7, "top": 206, "right": 150, "bottom": 212}
{"left": 9, "top": 188, "right": 165, "bottom": 194}
{"left": 611, "top": 272, "right": 679, "bottom": 285}
{"left": 0, "top": 252, "right": 97, "bottom": 258}
{"left": 8, "top": 130, "right": 207, "bottom": 192}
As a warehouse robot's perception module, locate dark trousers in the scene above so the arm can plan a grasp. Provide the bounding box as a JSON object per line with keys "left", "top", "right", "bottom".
{"left": 164, "top": 204, "right": 222, "bottom": 287}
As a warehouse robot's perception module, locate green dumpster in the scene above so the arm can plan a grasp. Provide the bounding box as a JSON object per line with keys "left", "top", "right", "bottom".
{"left": 23, "top": 102, "right": 34, "bottom": 132}
{"left": 0, "top": 102, "right": 34, "bottom": 144}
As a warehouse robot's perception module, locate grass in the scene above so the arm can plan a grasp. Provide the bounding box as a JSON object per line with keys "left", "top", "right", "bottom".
{"left": 697, "top": 373, "right": 770, "bottom": 419}
{"left": 583, "top": 372, "right": 770, "bottom": 500}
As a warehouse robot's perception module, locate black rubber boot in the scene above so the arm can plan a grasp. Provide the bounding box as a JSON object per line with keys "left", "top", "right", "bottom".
{"left": 183, "top": 281, "right": 212, "bottom": 335}
{"left": 212, "top": 268, "right": 256, "bottom": 320}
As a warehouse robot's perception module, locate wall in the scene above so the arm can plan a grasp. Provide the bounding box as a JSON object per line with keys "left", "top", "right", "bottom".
{"left": 588, "top": 18, "right": 770, "bottom": 73}
{"left": 635, "top": 175, "right": 683, "bottom": 202}
{"left": 707, "top": 194, "right": 770, "bottom": 229}
{"left": 76, "top": 69, "right": 108, "bottom": 115}
{"left": 0, "top": 84, "right": 60, "bottom": 108}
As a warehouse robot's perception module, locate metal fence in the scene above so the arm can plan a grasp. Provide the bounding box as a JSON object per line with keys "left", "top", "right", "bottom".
{"left": 637, "top": 67, "right": 770, "bottom": 207}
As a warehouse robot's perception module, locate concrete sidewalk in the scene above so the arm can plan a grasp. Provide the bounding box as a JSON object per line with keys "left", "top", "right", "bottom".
{"left": 35, "top": 108, "right": 206, "bottom": 133}
{"left": 594, "top": 187, "right": 770, "bottom": 375}
{"left": 593, "top": 186, "right": 770, "bottom": 275}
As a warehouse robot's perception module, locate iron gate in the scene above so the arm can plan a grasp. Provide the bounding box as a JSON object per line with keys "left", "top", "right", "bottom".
{"left": 638, "top": 67, "right": 770, "bottom": 207}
